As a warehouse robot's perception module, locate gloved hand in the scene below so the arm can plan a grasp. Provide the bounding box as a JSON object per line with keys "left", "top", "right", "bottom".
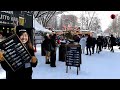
{"left": 31, "top": 56, "right": 37, "bottom": 63}
{"left": 0, "top": 51, "right": 4, "bottom": 62}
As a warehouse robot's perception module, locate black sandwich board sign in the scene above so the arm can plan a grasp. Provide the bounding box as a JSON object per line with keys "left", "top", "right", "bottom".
{"left": 0, "top": 34, "right": 32, "bottom": 72}
{"left": 65, "top": 43, "right": 81, "bottom": 75}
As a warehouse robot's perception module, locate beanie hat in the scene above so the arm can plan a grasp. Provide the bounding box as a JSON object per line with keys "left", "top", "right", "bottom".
{"left": 17, "top": 29, "right": 27, "bottom": 37}
{"left": 16, "top": 25, "right": 27, "bottom": 37}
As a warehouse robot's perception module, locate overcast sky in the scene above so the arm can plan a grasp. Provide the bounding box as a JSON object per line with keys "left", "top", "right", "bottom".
{"left": 62, "top": 11, "right": 120, "bottom": 31}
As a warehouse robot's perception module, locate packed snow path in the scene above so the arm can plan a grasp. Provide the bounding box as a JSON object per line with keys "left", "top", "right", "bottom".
{"left": 1, "top": 44, "right": 120, "bottom": 79}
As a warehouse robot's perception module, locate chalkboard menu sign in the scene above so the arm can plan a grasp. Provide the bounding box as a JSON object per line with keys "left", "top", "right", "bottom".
{"left": 65, "top": 44, "right": 81, "bottom": 75}
{"left": 66, "top": 44, "right": 81, "bottom": 67}
{"left": 0, "top": 34, "right": 32, "bottom": 72}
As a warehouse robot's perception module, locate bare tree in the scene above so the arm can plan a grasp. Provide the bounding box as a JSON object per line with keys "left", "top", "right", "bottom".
{"left": 60, "top": 15, "right": 78, "bottom": 30}
{"left": 89, "top": 17, "right": 101, "bottom": 33}
{"left": 78, "top": 11, "right": 96, "bottom": 30}
{"left": 33, "top": 11, "right": 65, "bottom": 29}
{"left": 105, "top": 14, "right": 120, "bottom": 37}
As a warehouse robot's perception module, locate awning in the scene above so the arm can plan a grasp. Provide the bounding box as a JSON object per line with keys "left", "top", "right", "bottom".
{"left": 33, "top": 17, "right": 52, "bottom": 33}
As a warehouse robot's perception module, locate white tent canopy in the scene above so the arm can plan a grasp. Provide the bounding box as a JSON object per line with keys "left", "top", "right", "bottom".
{"left": 33, "top": 16, "right": 52, "bottom": 33}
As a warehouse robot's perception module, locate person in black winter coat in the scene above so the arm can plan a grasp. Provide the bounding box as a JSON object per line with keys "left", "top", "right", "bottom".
{"left": 96, "top": 36, "right": 102, "bottom": 53}
{"left": 50, "top": 34, "right": 57, "bottom": 67}
{"left": 86, "top": 35, "right": 92, "bottom": 55}
{"left": 42, "top": 34, "right": 52, "bottom": 64}
{"left": 91, "top": 37, "right": 96, "bottom": 54}
{"left": 110, "top": 34, "right": 116, "bottom": 52}
{"left": 0, "top": 29, "right": 38, "bottom": 79}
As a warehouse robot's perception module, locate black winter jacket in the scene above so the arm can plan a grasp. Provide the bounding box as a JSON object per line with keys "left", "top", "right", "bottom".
{"left": 43, "top": 37, "right": 52, "bottom": 51}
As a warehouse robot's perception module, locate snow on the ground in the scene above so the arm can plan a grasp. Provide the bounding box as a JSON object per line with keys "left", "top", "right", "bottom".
{"left": 1, "top": 44, "right": 120, "bottom": 79}
{"left": 0, "top": 64, "right": 6, "bottom": 79}
{"left": 32, "top": 44, "right": 120, "bottom": 79}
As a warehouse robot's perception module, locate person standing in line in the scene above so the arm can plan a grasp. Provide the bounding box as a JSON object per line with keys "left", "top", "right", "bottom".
{"left": 110, "top": 34, "right": 116, "bottom": 52}
{"left": 107, "top": 36, "right": 111, "bottom": 50}
{"left": 96, "top": 36, "right": 102, "bottom": 54}
{"left": 86, "top": 35, "right": 92, "bottom": 55}
{"left": 103, "top": 36, "right": 108, "bottom": 49}
{"left": 91, "top": 36, "right": 96, "bottom": 54}
{"left": 79, "top": 35, "right": 86, "bottom": 54}
{"left": 50, "top": 33, "right": 57, "bottom": 67}
{"left": 42, "top": 33, "right": 51, "bottom": 64}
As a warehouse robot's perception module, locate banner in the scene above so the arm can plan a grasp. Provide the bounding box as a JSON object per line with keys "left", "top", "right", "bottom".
{"left": 0, "top": 11, "right": 18, "bottom": 25}
{"left": 0, "top": 11, "right": 33, "bottom": 28}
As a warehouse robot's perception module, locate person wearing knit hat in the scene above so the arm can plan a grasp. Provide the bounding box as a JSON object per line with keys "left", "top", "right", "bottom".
{"left": 17, "top": 29, "right": 27, "bottom": 37}
{"left": 0, "top": 27, "right": 38, "bottom": 79}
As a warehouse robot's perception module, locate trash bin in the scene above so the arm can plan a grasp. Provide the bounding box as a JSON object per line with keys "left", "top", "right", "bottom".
{"left": 41, "top": 42, "right": 46, "bottom": 56}
{"left": 59, "top": 42, "right": 66, "bottom": 62}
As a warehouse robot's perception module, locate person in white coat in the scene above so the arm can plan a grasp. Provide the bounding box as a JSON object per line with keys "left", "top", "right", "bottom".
{"left": 79, "top": 35, "right": 87, "bottom": 54}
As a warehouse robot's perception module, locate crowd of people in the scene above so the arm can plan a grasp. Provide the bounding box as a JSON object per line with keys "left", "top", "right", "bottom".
{"left": 0, "top": 26, "right": 118, "bottom": 79}
{"left": 79, "top": 34, "right": 116, "bottom": 56}
{"left": 42, "top": 33, "right": 117, "bottom": 69}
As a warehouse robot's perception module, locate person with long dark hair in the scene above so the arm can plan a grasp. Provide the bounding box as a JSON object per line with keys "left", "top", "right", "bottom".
{"left": 0, "top": 28, "right": 38, "bottom": 79}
